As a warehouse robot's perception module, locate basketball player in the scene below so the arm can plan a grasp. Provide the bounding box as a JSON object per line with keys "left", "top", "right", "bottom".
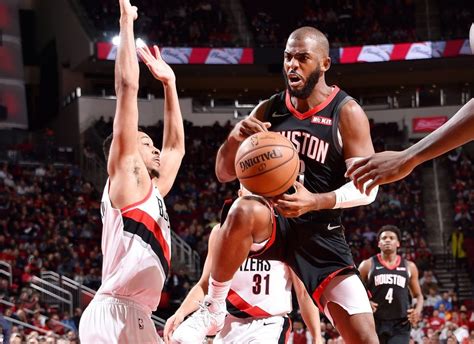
{"left": 78, "top": 1, "right": 185, "bottom": 343}
{"left": 166, "top": 189, "right": 322, "bottom": 344}
{"left": 175, "top": 27, "right": 380, "bottom": 343}
{"left": 347, "top": 24, "right": 474, "bottom": 194}
{"left": 359, "top": 225, "right": 424, "bottom": 344}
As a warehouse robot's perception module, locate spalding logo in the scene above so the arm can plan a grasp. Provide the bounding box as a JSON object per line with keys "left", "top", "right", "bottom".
{"left": 240, "top": 149, "right": 283, "bottom": 172}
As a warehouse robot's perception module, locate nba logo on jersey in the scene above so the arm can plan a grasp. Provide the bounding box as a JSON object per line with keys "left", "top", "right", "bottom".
{"left": 138, "top": 318, "right": 144, "bottom": 330}
{"left": 311, "top": 116, "right": 332, "bottom": 126}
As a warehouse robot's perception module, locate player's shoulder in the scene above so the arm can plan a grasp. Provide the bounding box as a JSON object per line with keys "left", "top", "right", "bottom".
{"left": 251, "top": 99, "right": 271, "bottom": 121}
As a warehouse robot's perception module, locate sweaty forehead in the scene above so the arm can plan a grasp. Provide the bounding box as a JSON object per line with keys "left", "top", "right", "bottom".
{"left": 381, "top": 231, "right": 397, "bottom": 238}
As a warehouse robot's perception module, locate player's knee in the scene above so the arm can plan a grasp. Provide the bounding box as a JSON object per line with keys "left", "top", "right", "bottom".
{"left": 224, "top": 197, "right": 271, "bottom": 237}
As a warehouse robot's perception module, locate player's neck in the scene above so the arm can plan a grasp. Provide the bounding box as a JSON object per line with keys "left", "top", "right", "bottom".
{"left": 380, "top": 251, "right": 398, "bottom": 265}
{"left": 290, "top": 80, "right": 333, "bottom": 112}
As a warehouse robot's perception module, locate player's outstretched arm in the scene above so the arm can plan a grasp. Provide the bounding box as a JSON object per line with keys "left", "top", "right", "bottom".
{"left": 163, "top": 225, "right": 218, "bottom": 343}
{"left": 215, "top": 101, "right": 271, "bottom": 183}
{"left": 347, "top": 98, "right": 474, "bottom": 194}
{"left": 138, "top": 45, "right": 185, "bottom": 197}
{"left": 108, "top": 0, "right": 151, "bottom": 208}
{"left": 291, "top": 270, "right": 323, "bottom": 344}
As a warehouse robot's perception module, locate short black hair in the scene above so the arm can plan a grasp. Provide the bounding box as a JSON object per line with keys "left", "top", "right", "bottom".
{"left": 102, "top": 126, "right": 147, "bottom": 160}
{"left": 377, "top": 225, "right": 401, "bottom": 241}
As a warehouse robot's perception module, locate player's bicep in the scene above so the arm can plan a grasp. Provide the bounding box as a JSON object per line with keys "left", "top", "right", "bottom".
{"left": 154, "top": 150, "right": 184, "bottom": 197}
{"left": 339, "top": 100, "right": 375, "bottom": 160}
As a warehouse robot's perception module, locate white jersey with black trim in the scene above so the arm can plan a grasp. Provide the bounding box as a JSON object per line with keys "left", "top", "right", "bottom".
{"left": 96, "top": 179, "right": 171, "bottom": 312}
{"left": 226, "top": 258, "right": 292, "bottom": 318}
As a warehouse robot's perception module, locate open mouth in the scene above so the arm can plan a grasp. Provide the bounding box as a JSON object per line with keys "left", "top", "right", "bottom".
{"left": 288, "top": 73, "right": 303, "bottom": 87}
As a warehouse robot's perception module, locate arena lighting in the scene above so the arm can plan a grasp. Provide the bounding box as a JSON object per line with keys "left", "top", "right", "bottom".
{"left": 135, "top": 38, "right": 146, "bottom": 48}
{"left": 111, "top": 36, "right": 146, "bottom": 48}
{"left": 111, "top": 35, "right": 120, "bottom": 46}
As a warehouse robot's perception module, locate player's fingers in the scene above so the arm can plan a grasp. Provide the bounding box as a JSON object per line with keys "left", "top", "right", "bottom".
{"left": 247, "top": 116, "right": 269, "bottom": 132}
{"left": 364, "top": 177, "right": 380, "bottom": 195}
{"left": 345, "top": 157, "right": 369, "bottom": 177}
{"left": 137, "top": 47, "right": 151, "bottom": 63}
{"left": 263, "top": 122, "right": 271, "bottom": 128}
{"left": 153, "top": 45, "right": 162, "bottom": 60}
{"left": 354, "top": 171, "right": 374, "bottom": 193}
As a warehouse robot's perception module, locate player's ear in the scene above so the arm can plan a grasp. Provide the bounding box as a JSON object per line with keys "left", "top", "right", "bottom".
{"left": 321, "top": 56, "right": 331, "bottom": 72}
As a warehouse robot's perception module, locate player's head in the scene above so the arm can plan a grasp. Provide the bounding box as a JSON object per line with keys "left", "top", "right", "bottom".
{"left": 102, "top": 129, "right": 161, "bottom": 179}
{"left": 283, "top": 26, "right": 331, "bottom": 99}
{"left": 377, "top": 225, "right": 401, "bottom": 253}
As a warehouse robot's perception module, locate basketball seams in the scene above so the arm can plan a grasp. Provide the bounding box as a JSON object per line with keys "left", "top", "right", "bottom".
{"left": 235, "top": 143, "right": 295, "bottom": 162}
{"left": 258, "top": 155, "right": 300, "bottom": 196}
{"left": 237, "top": 147, "right": 298, "bottom": 180}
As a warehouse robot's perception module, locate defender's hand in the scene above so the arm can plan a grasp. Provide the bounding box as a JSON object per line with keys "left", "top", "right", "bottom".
{"left": 137, "top": 45, "right": 176, "bottom": 86}
{"left": 274, "top": 181, "right": 317, "bottom": 218}
{"left": 346, "top": 151, "right": 415, "bottom": 195}
{"left": 163, "top": 312, "right": 185, "bottom": 344}
{"left": 119, "top": 0, "right": 138, "bottom": 20}
{"left": 228, "top": 116, "right": 271, "bottom": 142}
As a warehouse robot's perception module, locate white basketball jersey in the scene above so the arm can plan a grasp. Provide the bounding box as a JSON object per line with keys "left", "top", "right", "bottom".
{"left": 96, "top": 179, "right": 171, "bottom": 312}
{"left": 226, "top": 258, "right": 292, "bottom": 317}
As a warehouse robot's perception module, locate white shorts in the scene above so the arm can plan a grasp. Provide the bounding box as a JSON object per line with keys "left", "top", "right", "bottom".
{"left": 319, "top": 274, "right": 372, "bottom": 325}
{"left": 79, "top": 295, "right": 163, "bottom": 344}
{"left": 213, "top": 315, "right": 290, "bottom": 344}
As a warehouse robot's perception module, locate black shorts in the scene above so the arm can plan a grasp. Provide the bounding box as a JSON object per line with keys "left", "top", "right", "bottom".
{"left": 375, "top": 318, "right": 411, "bottom": 344}
{"left": 248, "top": 207, "right": 357, "bottom": 308}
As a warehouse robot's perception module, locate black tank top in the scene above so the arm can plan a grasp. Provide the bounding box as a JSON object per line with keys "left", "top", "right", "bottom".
{"left": 262, "top": 86, "right": 354, "bottom": 223}
{"left": 367, "top": 254, "right": 411, "bottom": 320}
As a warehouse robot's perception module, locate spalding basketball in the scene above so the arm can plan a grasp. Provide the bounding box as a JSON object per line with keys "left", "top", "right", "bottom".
{"left": 235, "top": 132, "right": 300, "bottom": 197}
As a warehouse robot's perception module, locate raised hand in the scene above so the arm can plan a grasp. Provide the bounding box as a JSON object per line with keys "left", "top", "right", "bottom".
{"left": 119, "top": 0, "right": 138, "bottom": 21}
{"left": 137, "top": 45, "right": 176, "bottom": 86}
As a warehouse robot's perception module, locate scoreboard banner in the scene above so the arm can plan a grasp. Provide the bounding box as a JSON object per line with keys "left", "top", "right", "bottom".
{"left": 96, "top": 38, "right": 471, "bottom": 65}
{"left": 96, "top": 43, "right": 253, "bottom": 64}
{"left": 412, "top": 116, "right": 448, "bottom": 133}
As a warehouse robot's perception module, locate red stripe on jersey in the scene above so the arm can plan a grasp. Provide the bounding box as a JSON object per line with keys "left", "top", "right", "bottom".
{"left": 311, "top": 266, "right": 353, "bottom": 312}
{"left": 227, "top": 289, "right": 271, "bottom": 318}
{"left": 285, "top": 86, "right": 340, "bottom": 120}
{"left": 120, "top": 184, "right": 153, "bottom": 213}
{"left": 122, "top": 208, "right": 170, "bottom": 266}
{"left": 376, "top": 254, "right": 401, "bottom": 270}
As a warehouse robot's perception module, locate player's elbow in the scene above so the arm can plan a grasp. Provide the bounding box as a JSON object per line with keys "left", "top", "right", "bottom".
{"left": 115, "top": 79, "right": 139, "bottom": 94}
{"left": 215, "top": 168, "right": 236, "bottom": 183}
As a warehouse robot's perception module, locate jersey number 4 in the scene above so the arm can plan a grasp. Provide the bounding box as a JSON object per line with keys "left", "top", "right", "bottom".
{"left": 252, "top": 274, "right": 270, "bottom": 295}
{"left": 385, "top": 288, "right": 394, "bottom": 304}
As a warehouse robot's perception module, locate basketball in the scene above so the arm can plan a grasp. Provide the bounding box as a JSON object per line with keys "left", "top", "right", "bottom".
{"left": 235, "top": 132, "right": 300, "bottom": 197}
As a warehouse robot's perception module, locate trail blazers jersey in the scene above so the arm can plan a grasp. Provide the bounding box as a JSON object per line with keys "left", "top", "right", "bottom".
{"left": 263, "top": 86, "right": 354, "bottom": 223}
{"left": 367, "top": 254, "right": 411, "bottom": 320}
{"left": 226, "top": 258, "right": 292, "bottom": 318}
{"left": 97, "top": 179, "right": 171, "bottom": 312}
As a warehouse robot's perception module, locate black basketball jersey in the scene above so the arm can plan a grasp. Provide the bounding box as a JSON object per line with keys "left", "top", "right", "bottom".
{"left": 367, "top": 254, "right": 411, "bottom": 320}
{"left": 262, "top": 86, "right": 354, "bottom": 223}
